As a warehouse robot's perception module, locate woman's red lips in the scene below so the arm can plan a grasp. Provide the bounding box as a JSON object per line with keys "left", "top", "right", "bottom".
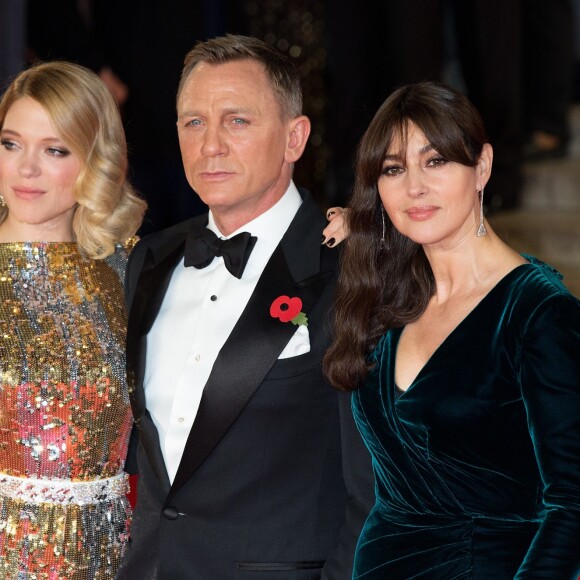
{"left": 405, "top": 206, "right": 438, "bottom": 221}
{"left": 13, "top": 186, "right": 44, "bottom": 193}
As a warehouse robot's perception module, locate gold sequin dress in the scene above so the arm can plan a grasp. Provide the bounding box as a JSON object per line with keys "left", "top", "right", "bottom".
{"left": 0, "top": 242, "right": 133, "bottom": 579}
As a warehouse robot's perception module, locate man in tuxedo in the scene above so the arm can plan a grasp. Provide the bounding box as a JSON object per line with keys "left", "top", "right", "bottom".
{"left": 119, "top": 34, "right": 373, "bottom": 579}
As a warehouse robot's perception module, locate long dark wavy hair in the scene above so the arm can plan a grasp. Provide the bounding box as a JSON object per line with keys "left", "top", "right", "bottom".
{"left": 323, "top": 82, "right": 488, "bottom": 392}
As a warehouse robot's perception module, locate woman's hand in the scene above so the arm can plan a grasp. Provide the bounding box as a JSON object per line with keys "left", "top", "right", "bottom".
{"left": 322, "top": 207, "right": 349, "bottom": 247}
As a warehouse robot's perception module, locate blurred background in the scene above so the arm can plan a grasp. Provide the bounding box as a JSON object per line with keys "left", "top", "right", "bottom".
{"left": 1, "top": 0, "right": 579, "bottom": 295}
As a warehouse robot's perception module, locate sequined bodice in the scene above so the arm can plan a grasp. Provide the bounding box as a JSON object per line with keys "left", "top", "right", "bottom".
{"left": 0, "top": 242, "right": 131, "bottom": 480}
{"left": 0, "top": 242, "right": 132, "bottom": 579}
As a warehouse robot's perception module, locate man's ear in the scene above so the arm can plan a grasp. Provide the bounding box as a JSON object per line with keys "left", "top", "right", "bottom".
{"left": 477, "top": 143, "right": 493, "bottom": 189}
{"left": 285, "top": 115, "right": 311, "bottom": 163}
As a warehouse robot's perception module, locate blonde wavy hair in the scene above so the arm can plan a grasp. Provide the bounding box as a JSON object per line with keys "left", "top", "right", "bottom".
{"left": 0, "top": 61, "right": 146, "bottom": 258}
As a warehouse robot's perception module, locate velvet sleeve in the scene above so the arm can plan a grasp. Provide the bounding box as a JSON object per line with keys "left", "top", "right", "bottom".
{"left": 515, "top": 292, "right": 580, "bottom": 579}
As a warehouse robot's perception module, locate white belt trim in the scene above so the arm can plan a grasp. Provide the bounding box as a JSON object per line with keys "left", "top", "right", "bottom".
{"left": 0, "top": 472, "right": 129, "bottom": 505}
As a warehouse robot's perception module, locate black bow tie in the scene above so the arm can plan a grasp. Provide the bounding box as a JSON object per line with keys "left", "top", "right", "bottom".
{"left": 184, "top": 227, "right": 257, "bottom": 279}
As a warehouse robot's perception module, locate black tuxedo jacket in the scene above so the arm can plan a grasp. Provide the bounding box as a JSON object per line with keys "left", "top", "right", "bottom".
{"left": 118, "top": 192, "right": 373, "bottom": 579}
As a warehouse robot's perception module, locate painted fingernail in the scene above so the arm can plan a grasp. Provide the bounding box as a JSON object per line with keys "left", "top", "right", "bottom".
{"left": 326, "top": 237, "right": 336, "bottom": 247}
{"left": 321, "top": 235, "right": 326, "bottom": 244}
{"left": 327, "top": 210, "right": 336, "bottom": 218}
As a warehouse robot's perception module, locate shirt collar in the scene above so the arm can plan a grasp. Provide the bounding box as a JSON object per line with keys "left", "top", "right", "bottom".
{"left": 207, "top": 182, "right": 302, "bottom": 247}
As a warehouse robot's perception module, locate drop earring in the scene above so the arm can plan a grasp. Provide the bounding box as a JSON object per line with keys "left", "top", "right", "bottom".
{"left": 379, "top": 202, "right": 387, "bottom": 249}
{"left": 381, "top": 206, "right": 386, "bottom": 241}
{"left": 476, "top": 189, "right": 487, "bottom": 237}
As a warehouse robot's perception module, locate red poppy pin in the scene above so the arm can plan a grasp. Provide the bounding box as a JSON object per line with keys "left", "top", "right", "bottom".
{"left": 270, "top": 295, "right": 308, "bottom": 327}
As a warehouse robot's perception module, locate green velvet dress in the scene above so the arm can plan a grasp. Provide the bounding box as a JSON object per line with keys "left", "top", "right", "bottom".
{"left": 352, "top": 257, "right": 580, "bottom": 579}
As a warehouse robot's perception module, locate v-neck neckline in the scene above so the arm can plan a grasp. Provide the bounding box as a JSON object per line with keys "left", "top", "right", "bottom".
{"left": 392, "top": 260, "right": 531, "bottom": 400}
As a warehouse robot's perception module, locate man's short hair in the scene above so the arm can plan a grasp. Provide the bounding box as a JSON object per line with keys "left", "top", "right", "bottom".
{"left": 177, "top": 34, "right": 303, "bottom": 120}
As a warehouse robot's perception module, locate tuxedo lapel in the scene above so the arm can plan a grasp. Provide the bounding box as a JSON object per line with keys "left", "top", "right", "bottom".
{"left": 127, "top": 221, "right": 197, "bottom": 488}
{"left": 127, "top": 242, "right": 185, "bottom": 417}
{"left": 168, "top": 193, "right": 332, "bottom": 501}
{"left": 127, "top": 215, "right": 207, "bottom": 415}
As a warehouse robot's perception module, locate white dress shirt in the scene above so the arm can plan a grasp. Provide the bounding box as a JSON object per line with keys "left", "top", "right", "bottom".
{"left": 144, "top": 183, "right": 303, "bottom": 482}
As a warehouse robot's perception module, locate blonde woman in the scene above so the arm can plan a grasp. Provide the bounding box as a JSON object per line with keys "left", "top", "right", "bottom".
{"left": 0, "top": 61, "right": 145, "bottom": 578}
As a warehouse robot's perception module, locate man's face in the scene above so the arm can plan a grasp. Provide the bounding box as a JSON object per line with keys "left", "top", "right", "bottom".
{"left": 177, "top": 59, "right": 301, "bottom": 231}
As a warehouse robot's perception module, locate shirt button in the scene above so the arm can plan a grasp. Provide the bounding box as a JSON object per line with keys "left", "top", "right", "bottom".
{"left": 195, "top": 354, "right": 200, "bottom": 361}
{"left": 178, "top": 417, "right": 185, "bottom": 423}
{"left": 210, "top": 295, "right": 217, "bottom": 301}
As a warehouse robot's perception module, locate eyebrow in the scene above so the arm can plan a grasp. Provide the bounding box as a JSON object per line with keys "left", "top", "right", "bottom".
{"left": 383, "top": 143, "right": 435, "bottom": 161}
{"left": 0, "top": 128, "right": 63, "bottom": 143}
{"left": 178, "top": 107, "right": 255, "bottom": 120}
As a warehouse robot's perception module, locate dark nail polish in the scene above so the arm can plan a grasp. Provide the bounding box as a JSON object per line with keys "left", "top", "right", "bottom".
{"left": 327, "top": 210, "right": 336, "bottom": 218}
{"left": 321, "top": 235, "right": 326, "bottom": 244}
{"left": 326, "top": 237, "right": 336, "bottom": 247}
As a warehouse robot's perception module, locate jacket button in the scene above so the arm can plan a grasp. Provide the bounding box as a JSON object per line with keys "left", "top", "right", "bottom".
{"left": 163, "top": 506, "right": 179, "bottom": 520}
